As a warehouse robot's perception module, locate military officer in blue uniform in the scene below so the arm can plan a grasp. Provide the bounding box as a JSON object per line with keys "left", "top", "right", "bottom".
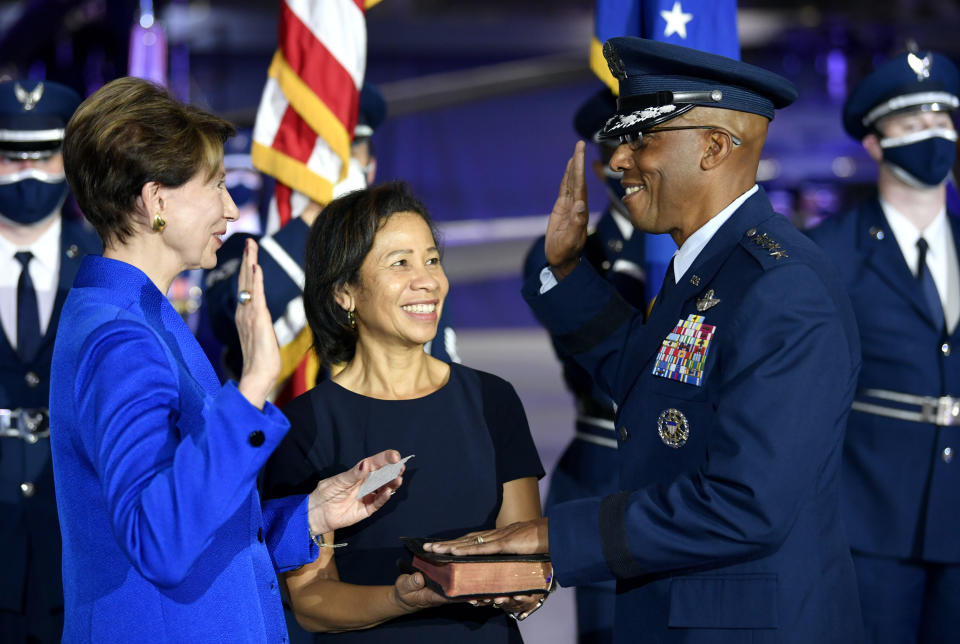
{"left": 523, "top": 87, "right": 645, "bottom": 644}
{"left": 0, "top": 80, "right": 99, "bottom": 642}
{"left": 808, "top": 48, "right": 960, "bottom": 642}
{"left": 426, "top": 37, "right": 864, "bottom": 643}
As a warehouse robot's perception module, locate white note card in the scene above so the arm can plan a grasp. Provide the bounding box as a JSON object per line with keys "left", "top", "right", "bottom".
{"left": 357, "top": 455, "right": 414, "bottom": 497}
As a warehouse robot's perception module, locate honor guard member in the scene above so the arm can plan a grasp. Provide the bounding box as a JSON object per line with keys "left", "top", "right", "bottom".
{"left": 425, "top": 37, "right": 864, "bottom": 643}
{"left": 808, "top": 48, "right": 960, "bottom": 642}
{"left": 522, "top": 87, "right": 645, "bottom": 644}
{"left": 0, "top": 80, "right": 98, "bottom": 642}
{"left": 205, "top": 83, "right": 458, "bottom": 390}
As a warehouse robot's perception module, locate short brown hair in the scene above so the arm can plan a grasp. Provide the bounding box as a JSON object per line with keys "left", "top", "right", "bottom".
{"left": 63, "top": 77, "right": 235, "bottom": 245}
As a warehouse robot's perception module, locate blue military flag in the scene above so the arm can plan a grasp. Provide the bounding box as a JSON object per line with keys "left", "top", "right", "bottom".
{"left": 591, "top": 0, "right": 740, "bottom": 298}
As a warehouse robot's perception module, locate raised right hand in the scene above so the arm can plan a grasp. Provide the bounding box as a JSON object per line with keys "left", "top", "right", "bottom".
{"left": 544, "top": 140, "right": 589, "bottom": 280}
{"left": 235, "top": 238, "right": 281, "bottom": 409}
{"left": 392, "top": 572, "right": 452, "bottom": 613}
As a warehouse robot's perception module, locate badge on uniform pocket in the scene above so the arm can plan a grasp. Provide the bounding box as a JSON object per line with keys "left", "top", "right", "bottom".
{"left": 652, "top": 314, "right": 716, "bottom": 387}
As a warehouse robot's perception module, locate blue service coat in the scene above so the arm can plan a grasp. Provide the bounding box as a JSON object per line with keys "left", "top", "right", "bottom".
{"left": 808, "top": 195, "right": 960, "bottom": 563}
{"left": 49, "top": 256, "right": 317, "bottom": 643}
{"left": 524, "top": 189, "right": 864, "bottom": 643}
{"left": 0, "top": 217, "right": 99, "bottom": 634}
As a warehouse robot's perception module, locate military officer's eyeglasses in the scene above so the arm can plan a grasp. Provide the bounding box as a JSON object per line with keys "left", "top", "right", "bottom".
{"left": 619, "top": 126, "right": 743, "bottom": 151}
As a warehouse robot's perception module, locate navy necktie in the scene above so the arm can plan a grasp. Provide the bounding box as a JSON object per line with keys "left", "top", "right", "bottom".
{"left": 15, "top": 251, "right": 41, "bottom": 362}
{"left": 653, "top": 257, "right": 677, "bottom": 311}
{"left": 916, "top": 238, "right": 944, "bottom": 330}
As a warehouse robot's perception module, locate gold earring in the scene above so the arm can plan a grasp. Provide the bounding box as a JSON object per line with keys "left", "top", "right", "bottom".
{"left": 152, "top": 213, "right": 166, "bottom": 232}
{"left": 347, "top": 309, "right": 356, "bottom": 330}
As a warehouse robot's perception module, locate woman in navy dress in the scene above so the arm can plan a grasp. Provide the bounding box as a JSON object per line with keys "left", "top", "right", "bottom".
{"left": 50, "top": 77, "right": 403, "bottom": 642}
{"left": 261, "top": 183, "right": 545, "bottom": 642}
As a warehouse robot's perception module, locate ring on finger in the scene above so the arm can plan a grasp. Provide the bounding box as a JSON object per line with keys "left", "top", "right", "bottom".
{"left": 476, "top": 535, "right": 484, "bottom": 544}
{"left": 238, "top": 290, "right": 252, "bottom": 305}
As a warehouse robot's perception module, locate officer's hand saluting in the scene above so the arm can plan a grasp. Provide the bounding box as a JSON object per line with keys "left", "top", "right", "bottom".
{"left": 544, "top": 140, "right": 588, "bottom": 281}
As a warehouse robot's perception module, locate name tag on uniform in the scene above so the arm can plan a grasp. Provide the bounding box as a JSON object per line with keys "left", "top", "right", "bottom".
{"left": 652, "top": 314, "right": 716, "bottom": 387}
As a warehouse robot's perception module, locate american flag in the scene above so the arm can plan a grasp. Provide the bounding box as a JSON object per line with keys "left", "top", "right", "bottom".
{"left": 252, "top": 0, "right": 377, "bottom": 233}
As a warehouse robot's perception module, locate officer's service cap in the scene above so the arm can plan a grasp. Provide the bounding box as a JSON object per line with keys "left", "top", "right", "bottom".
{"left": 574, "top": 88, "right": 618, "bottom": 143}
{"left": 842, "top": 48, "right": 959, "bottom": 140}
{"left": 598, "top": 37, "right": 797, "bottom": 141}
{"left": 354, "top": 83, "right": 386, "bottom": 140}
{"left": 0, "top": 80, "right": 81, "bottom": 159}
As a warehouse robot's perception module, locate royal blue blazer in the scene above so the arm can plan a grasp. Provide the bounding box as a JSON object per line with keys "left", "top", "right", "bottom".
{"left": 49, "top": 256, "right": 318, "bottom": 642}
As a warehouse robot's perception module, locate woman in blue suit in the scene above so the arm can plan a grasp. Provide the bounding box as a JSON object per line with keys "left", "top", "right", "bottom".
{"left": 49, "top": 77, "right": 404, "bottom": 643}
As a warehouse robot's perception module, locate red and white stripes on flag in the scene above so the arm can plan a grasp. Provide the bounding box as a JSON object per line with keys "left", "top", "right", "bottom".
{"left": 252, "top": 0, "right": 378, "bottom": 232}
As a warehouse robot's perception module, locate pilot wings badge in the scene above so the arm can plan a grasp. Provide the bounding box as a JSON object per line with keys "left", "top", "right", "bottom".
{"left": 695, "top": 289, "right": 721, "bottom": 312}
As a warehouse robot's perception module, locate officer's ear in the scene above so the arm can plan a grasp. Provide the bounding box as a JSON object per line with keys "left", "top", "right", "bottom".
{"left": 862, "top": 133, "right": 883, "bottom": 163}
{"left": 700, "top": 129, "right": 736, "bottom": 171}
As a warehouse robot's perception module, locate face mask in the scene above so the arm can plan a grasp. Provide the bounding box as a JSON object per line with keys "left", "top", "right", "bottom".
{"left": 880, "top": 127, "right": 958, "bottom": 188}
{"left": 0, "top": 167, "right": 69, "bottom": 225}
{"left": 332, "top": 158, "right": 368, "bottom": 199}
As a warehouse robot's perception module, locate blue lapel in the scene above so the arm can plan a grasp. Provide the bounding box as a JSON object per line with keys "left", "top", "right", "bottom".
{"left": 40, "top": 219, "right": 97, "bottom": 351}
{"left": 637, "top": 188, "right": 777, "bottom": 367}
{"left": 858, "top": 197, "right": 942, "bottom": 331}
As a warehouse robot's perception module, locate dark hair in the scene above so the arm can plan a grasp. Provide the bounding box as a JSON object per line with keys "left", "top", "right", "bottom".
{"left": 304, "top": 181, "right": 440, "bottom": 364}
{"left": 62, "top": 76, "right": 235, "bottom": 246}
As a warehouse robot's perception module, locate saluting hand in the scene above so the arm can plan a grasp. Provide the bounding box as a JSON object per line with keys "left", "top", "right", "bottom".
{"left": 235, "top": 238, "right": 282, "bottom": 410}
{"left": 544, "top": 141, "right": 589, "bottom": 281}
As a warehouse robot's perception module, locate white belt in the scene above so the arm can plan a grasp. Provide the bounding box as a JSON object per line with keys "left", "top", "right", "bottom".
{"left": 0, "top": 408, "right": 50, "bottom": 442}
{"left": 851, "top": 389, "right": 960, "bottom": 426}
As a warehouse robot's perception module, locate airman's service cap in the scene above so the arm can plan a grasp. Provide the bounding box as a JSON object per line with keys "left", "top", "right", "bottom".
{"left": 598, "top": 37, "right": 797, "bottom": 141}
{"left": 0, "top": 80, "right": 81, "bottom": 159}
{"left": 842, "top": 49, "right": 959, "bottom": 140}
{"left": 574, "top": 88, "right": 618, "bottom": 143}
{"left": 355, "top": 83, "right": 387, "bottom": 139}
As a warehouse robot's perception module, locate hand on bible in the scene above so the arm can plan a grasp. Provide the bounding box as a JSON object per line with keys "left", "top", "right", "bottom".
{"left": 421, "top": 518, "right": 549, "bottom": 557}
{"left": 543, "top": 141, "right": 588, "bottom": 281}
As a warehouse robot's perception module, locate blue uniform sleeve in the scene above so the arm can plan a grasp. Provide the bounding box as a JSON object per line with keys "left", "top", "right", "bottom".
{"left": 547, "top": 264, "right": 858, "bottom": 586}
{"left": 478, "top": 370, "right": 545, "bottom": 484}
{"left": 74, "top": 319, "right": 292, "bottom": 588}
{"left": 522, "top": 259, "right": 639, "bottom": 402}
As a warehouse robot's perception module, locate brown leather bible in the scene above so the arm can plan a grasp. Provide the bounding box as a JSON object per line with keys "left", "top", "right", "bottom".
{"left": 401, "top": 537, "right": 553, "bottom": 599}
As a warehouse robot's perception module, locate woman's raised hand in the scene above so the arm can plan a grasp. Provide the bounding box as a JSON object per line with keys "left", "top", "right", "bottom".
{"left": 235, "top": 238, "right": 282, "bottom": 409}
